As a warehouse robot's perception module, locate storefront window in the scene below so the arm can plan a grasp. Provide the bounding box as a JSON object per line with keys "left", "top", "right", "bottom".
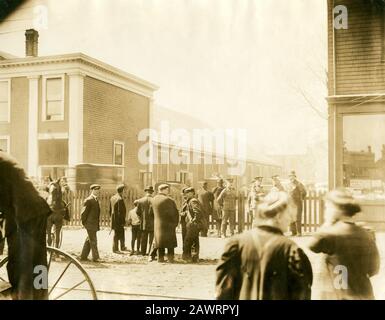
{"left": 343, "top": 114, "right": 385, "bottom": 200}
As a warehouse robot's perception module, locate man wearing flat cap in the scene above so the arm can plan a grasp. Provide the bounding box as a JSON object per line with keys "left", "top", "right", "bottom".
{"left": 151, "top": 184, "right": 179, "bottom": 263}
{"left": 181, "top": 187, "right": 204, "bottom": 262}
{"left": 216, "top": 191, "right": 313, "bottom": 300}
{"left": 109, "top": 184, "right": 127, "bottom": 253}
{"left": 80, "top": 184, "right": 101, "bottom": 262}
{"left": 136, "top": 186, "right": 155, "bottom": 255}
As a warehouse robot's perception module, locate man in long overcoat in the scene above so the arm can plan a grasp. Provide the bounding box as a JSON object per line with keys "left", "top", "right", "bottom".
{"left": 109, "top": 184, "right": 127, "bottom": 253}
{"left": 136, "top": 186, "right": 155, "bottom": 255}
{"left": 0, "top": 151, "right": 51, "bottom": 300}
{"left": 152, "top": 184, "right": 179, "bottom": 263}
{"left": 80, "top": 184, "right": 101, "bottom": 262}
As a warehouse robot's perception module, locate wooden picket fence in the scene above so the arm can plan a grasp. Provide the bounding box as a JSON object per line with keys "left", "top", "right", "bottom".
{"left": 69, "top": 189, "right": 326, "bottom": 234}
{"left": 206, "top": 190, "right": 326, "bottom": 234}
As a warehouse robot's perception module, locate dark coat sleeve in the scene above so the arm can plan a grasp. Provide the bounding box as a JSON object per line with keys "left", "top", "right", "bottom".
{"left": 367, "top": 237, "right": 380, "bottom": 277}
{"left": 308, "top": 232, "right": 336, "bottom": 255}
{"left": 287, "top": 245, "right": 313, "bottom": 300}
{"left": 216, "top": 236, "right": 241, "bottom": 300}
{"left": 81, "top": 199, "right": 90, "bottom": 226}
{"left": 136, "top": 201, "right": 143, "bottom": 219}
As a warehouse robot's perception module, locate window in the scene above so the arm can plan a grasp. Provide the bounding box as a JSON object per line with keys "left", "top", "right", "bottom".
{"left": 113, "top": 141, "right": 124, "bottom": 166}
{"left": 0, "top": 136, "right": 10, "bottom": 153}
{"left": 0, "top": 80, "right": 10, "bottom": 122}
{"left": 43, "top": 77, "right": 64, "bottom": 121}
{"left": 140, "top": 171, "right": 152, "bottom": 189}
{"left": 176, "top": 171, "right": 189, "bottom": 184}
{"left": 40, "top": 166, "right": 67, "bottom": 181}
{"left": 343, "top": 114, "right": 385, "bottom": 200}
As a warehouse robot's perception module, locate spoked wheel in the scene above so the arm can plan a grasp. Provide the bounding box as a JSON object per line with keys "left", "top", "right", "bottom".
{"left": 0, "top": 247, "right": 98, "bottom": 300}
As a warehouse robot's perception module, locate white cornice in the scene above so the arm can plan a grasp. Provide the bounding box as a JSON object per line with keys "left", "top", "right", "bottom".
{"left": 0, "top": 53, "right": 158, "bottom": 98}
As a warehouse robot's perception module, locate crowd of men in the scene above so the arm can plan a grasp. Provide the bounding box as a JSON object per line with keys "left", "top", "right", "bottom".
{"left": 75, "top": 171, "right": 308, "bottom": 264}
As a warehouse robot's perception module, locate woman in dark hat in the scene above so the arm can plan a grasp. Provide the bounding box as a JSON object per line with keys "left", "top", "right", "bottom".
{"left": 309, "top": 188, "right": 380, "bottom": 300}
{"left": 216, "top": 192, "right": 313, "bottom": 300}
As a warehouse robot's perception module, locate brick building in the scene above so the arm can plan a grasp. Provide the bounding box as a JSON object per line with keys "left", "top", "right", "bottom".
{"left": 327, "top": 0, "right": 385, "bottom": 228}
{"left": 0, "top": 29, "right": 158, "bottom": 189}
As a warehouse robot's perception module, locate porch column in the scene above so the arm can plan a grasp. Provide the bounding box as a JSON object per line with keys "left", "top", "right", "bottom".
{"left": 67, "top": 72, "right": 85, "bottom": 188}
{"left": 27, "top": 75, "right": 39, "bottom": 178}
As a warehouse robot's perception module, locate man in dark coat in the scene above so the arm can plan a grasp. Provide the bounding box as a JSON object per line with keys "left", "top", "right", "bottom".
{"left": 181, "top": 187, "right": 204, "bottom": 263}
{"left": 80, "top": 184, "right": 101, "bottom": 262}
{"left": 109, "top": 184, "right": 127, "bottom": 253}
{"left": 136, "top": 186, "right": 155, "bottom": 255}
{"left": 152, "top": 184, "right": 179, "bottom": 263}
{"left": 212, "top": 179, "right": 225, "bottom": 237}
{"left": 0, "top": 151, "right": 51, "bottom": 300}
{"left": 216, "top": 191, "right": 313, "bottom": 300}
{"left": 287, "top": 171, "right": 307, "bottom": 236}
{"left": 197, "top": 182, "right": 214, "bottom": 237}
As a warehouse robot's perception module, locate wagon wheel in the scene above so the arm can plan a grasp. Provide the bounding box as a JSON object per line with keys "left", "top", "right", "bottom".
{"left": 0, "top": 247, "right": 98, "bottom": 300}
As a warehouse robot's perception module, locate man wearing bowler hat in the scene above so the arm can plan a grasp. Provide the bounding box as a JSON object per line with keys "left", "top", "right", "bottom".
{"left": 136, "top": 186, "right": 155, "bottom": 255}
{"left": 109, "top": 184, "right": 127, "bottom": 253}
{"left": 80, "top": 184, "right": 101, "bottom": 262}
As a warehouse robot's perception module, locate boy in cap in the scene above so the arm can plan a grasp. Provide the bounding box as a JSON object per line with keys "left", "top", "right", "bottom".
{"left": 80, "top": 184, "right": 101, "bottom": 262}
{"left": 127, "top": 200, "right": 142, "bottom": 255}
{"left": 109, "top": 184, "right": 127, "bottom": 253}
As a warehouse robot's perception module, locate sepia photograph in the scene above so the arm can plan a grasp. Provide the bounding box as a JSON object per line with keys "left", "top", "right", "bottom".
{"left": 0, "top": 0, "right": 384, "bottom": 309}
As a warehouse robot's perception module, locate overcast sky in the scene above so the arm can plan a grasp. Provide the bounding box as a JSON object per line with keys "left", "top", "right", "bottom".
{"left": 0, "top": 0, "right": 328, "bottom": 155}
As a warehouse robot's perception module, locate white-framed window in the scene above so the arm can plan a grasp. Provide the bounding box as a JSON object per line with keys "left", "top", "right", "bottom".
{"left": 0, "top": 135, "right": 10, "bottom": 154}
{"left": 42, "top": 75, "right": 64, "bottom": 121}
{"left": 113, "top": 141, "right": 124, "bottom": 166}
{"left": 0, "top": 79, "right": 10, "bottom": 122}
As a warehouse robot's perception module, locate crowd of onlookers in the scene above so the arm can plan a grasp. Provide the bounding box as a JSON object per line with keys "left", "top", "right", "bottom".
{"left": 22, "top": 172, "right": 383, "bottom": 300}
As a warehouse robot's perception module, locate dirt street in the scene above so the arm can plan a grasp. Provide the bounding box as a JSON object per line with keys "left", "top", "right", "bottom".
{"left": 55, "top": 227, "right": 385, "bottom": 300}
